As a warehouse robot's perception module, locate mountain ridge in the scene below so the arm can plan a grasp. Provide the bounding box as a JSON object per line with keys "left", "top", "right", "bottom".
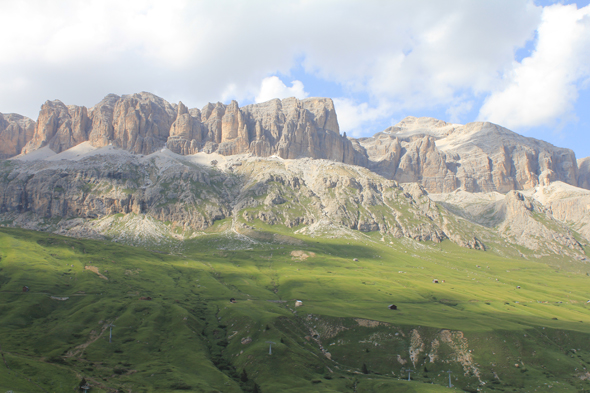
{"left": 1, "top": 143, "right": 588, "bottom": 260}
{"left": 2, "top": 92, "right": 588, "bottom": 193}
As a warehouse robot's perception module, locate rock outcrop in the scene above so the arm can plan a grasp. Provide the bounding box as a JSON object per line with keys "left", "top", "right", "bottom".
{"left": 109, "top": 92, "right": 177, "bottom": 154}
{"left": 87, "top": 93, "right": 120, "bottom": 148}
{"left": 22, "top": 100, "right": 91, "bottom": 154}
{"left": 0, "top": 113, "right": 35, "bottom": 159}
{"left": 578, "top": 157, "right": 590, "bottom": 190}
{"left": 429, "top": 183, "right": 588, "bottom": 258}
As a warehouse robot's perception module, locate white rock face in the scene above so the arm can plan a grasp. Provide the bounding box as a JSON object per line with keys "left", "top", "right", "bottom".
{"left": 0, "top": 112, "right": 36, "bottom": 158}
{"left": 578, "top": 157, "right": 590, "bottom": 190}
{"left": 360, "top": 117, "right": 579, "bottom": 193}
{"left": 523, "top": 182, "right": 590, "bottom": 245}
{"left": 430, "top": 181, "right": 588, "bottom": 257}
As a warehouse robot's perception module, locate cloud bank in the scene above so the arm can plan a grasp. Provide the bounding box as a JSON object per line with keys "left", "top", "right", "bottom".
{"left": 479, "top": 4, "right": 590, "bottom": 129}
{"left": 0, "top": 0, "right": 588, "bottom": 140}
{"left": 254, "top": 77, "right": 308, "bottom": 103}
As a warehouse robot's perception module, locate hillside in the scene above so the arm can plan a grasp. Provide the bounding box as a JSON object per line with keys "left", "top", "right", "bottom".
{"left": 1, "top": 227, "right": 590, "bottom": 392}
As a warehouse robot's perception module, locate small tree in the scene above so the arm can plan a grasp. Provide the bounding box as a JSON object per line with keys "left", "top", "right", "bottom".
{"left": 210, "top": 159, "right": 218, "bottom": 167}
{"left": 240, "top": 369, "right": 249, "bottom": 383}
{"left": 362, "top": 363, "right": 369, "bottom": 374}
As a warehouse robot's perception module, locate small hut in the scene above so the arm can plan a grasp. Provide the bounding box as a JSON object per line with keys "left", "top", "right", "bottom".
{"left": 388, "top": 304, "right": 397, "bottom": 310}
{"left": 230, "top": 298, "right": 236, "bottom": 303}
{"left": 295, "top": 300, "right": 303, "bottom": 307}
{"left": 22, "top": 286, "right": 30, "bottom": 292}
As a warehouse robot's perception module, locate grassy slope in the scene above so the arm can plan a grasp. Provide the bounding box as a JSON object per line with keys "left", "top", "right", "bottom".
{"left": 0, "top": 227, "right": 589, "bottom": 393}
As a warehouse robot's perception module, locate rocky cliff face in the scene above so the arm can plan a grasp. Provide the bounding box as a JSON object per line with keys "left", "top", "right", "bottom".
{"left": 21, "top": 100, "right": 91, "bottom": 154}
{"left": 578, "top": 157, "right": 590, "bottom": 190}
{"left": 0, "top": 147, "right": 586, "bottom": 259}
{"left": 167, "top": 96, "right": 365, "bottom": 165}
{"left": 359, "top": 117, "right": 579, "bottom": 193}
{"left": 430, "top": 183, "right": 588, "bottom": 258}
{"left": 14, "top": 93, "right": 362, "bottom": 166}
{"left": 0, "top": 113, "right": 35, "bottom": 159}
{"left": 4, "top": 92, "right": 589, "bottom": 194}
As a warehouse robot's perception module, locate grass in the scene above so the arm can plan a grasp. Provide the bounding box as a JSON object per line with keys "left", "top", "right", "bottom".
{"left": 1, "top": 227, "right": 590, "bottom": 392}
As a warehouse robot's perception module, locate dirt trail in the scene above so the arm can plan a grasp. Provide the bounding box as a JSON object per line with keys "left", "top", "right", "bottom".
{"left": 66, "top": 322, "right": 112, "bottom": 358}
{"left": 85, "top": 265, "right": 108, "bottom": 280}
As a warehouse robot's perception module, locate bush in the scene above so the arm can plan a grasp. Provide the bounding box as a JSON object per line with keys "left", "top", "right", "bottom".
{"left": 113, "top": 366, "right": 127, "bottom": 375}
{"left": 362, "top": 363, "right": 369, "bottom": 374}
{"left": 170, "top": 382, "right": 192, "bottom": 390}
{"left": 47, "top": 355, "right": 67, "bottom": 365}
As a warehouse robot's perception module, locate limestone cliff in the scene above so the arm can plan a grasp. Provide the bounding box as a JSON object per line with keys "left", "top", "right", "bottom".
{"left": 167, "top": 97, "right": 364, "bottom": 164}
{"left": 6, "top": 93, "right": 589, "bottom": 194}
{"left": 109, "top": 92, "right": 177, "bottom": 154}
{"left": 18, "top": 93, "right": 362, "bottom": 166}
{"left": 21, "top": 100, "right": 91, "bottom": 154}
{"left": 578, "top": 157, "right": 590, "bottom": 190}
{"left": 0, "top": 113, "right": 35, "bottom": 159}
{"left": 360, "top": 117, "right": 579, "bottom": 193}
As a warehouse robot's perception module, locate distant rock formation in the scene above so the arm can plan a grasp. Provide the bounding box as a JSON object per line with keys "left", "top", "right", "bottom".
{"left": 578, "top": 157, "right": 590, "bottom": 190}
{"left": 0, "top": 112, "right": 35, "bottom": 159}
{"left": 359, "top": 117, "right": 579, "bottom": 193}
{"left": 16, "top": 93, "right": 363, "bottom": 165}
{"left": 167, "top": 96, "right": 365, "bottom": 165}
{"left": 3, "top": 92, "right": 588, "bottom": 193}
{"left": 22, "top": 100, "right": 91, "bottom": 154}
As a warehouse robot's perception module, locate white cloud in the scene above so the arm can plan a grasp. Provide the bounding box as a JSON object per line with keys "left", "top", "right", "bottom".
{"left": 254, "top": 77, "right": 308, "bottom": 103}
{"left": 479, "top": 4, "right": 590, "bottom": 129}
{"left": 446, "top": 100, "right": 474, "bottom": 124}
{"left": 333, "top": 99, "right": 393, "bottom": 137}
{"left": 0, "top": 0, "right": 546, "bottom": 132}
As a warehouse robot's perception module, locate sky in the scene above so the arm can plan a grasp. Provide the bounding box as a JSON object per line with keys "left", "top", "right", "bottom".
{"left": 1, "top": 0, "right": 590, "bottom": 158}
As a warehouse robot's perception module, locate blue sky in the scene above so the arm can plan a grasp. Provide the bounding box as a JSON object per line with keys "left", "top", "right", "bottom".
{"left": 1, "top": 0, "right": 589, "bottom": 158}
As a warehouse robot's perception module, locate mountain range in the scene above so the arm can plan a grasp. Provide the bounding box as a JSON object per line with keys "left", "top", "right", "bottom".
{"left": 2, "top": 92, "right": 589, "bottom": 193}
{"left": 1, "top": 92, "right": 589, "bottom": 260}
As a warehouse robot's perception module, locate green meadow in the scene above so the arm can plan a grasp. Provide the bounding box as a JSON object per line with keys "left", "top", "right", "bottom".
{"left": 0, "top": 226, "right": 589, "bottom": 392}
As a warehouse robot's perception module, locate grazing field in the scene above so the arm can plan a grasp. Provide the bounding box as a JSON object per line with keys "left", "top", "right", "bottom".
{"left": 0, "top": 227, "right": 589, "bottom": 392}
